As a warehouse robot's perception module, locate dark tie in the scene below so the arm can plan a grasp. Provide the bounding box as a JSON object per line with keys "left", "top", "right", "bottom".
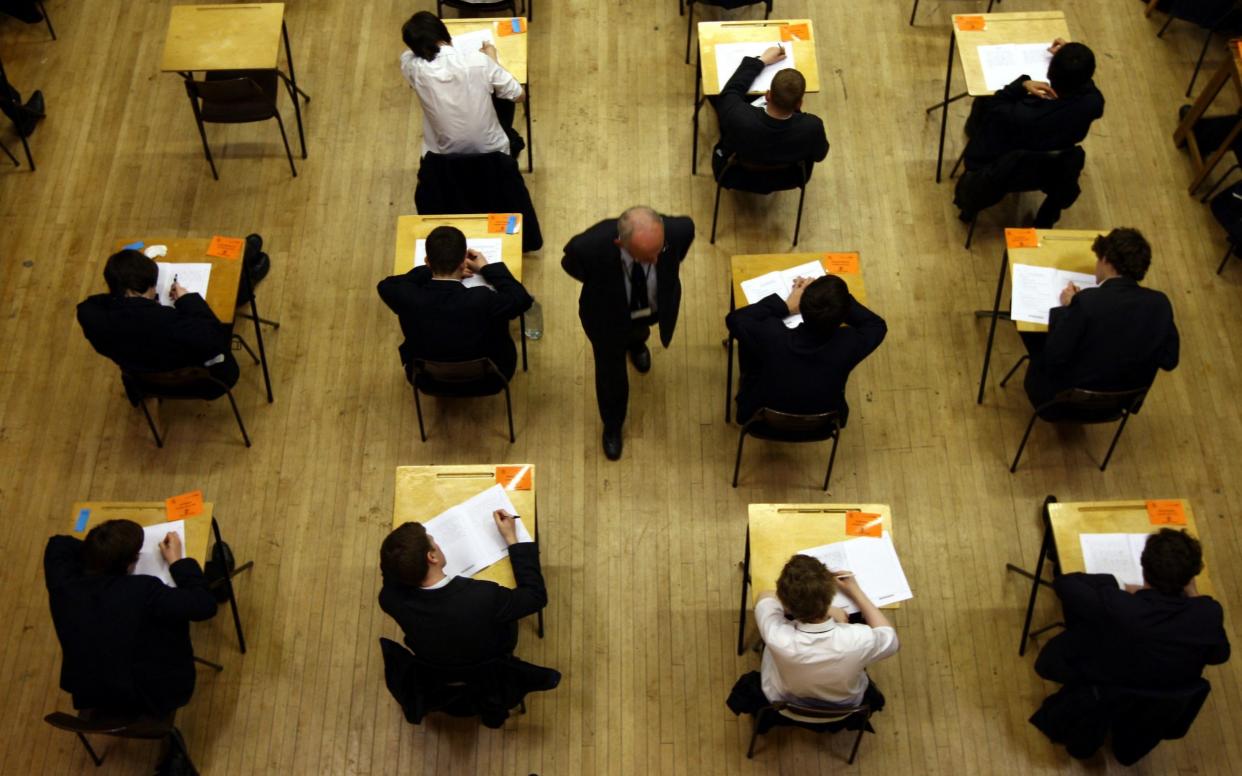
{"left": 630, "top": 261, "right": 648, "bottom": 312}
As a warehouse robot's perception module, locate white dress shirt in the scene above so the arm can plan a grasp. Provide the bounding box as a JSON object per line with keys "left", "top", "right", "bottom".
{"left": 619, "top": 247, "right": 659, "bottom": 318}
{"left": 421, "top": 574, "right": 455, "bottom": 590}
{"left": 756, "top": 596, "right": 900, "bottom": 707}
{"left": 400, "top": 44, "right": 524, "bottom": 157}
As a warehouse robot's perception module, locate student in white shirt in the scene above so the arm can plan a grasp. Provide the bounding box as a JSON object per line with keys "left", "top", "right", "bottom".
{"left": 399, "top": 11, "right": 525, "bottom": 158}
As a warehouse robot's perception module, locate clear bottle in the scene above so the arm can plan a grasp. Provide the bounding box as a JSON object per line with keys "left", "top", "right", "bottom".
{"left": 524, "top": 299, "right": 543, "bottom": 340}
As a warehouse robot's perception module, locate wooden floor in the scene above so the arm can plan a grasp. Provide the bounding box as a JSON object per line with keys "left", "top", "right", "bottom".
{"left": 1, "top": 0, "right": 1240, "bottom": 773}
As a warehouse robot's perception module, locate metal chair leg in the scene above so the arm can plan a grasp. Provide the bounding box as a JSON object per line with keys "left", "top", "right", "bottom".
{"left": 1198, "top": 163, "right": 1238, "bottom": 202}
{"left": 1010, "top": 412, "right": 1040, "bottom": 473}
{"left": 1157, "top": 14, "right": 1175, "bottom": 37}
{"left": 1187, "top": 27, "right": 1214, "bottom": 97}
{"left": 908, "top": 0, "right": 919, "bottom": 25}
{"left": 140, "top": 399, "right": 165, "bottom": 448}
{"left": 518, "top": 312, "right": 528, "bottom": 371}
{"left": 413, "top": 385, "right": 427, "bottom": 442}
{"left": 1000, "top": 355, "right": 1029, "bottom": 387}
{"left": 792, "top": 184, "right": 806, "bottom": 246}
{"left": 211, "top": 517, "right": 253, "bottom": 653}
{"left": 169, "top": 728, "right": 198, "bottom": 776}
{"left": 950, "top": 147, "right": 966, "bottom": 179}
{"left": 685, "top": 1, "right": 694, "bottom": 64}
{"left": 245, "top": 277, "right": 275, "bottom": 403}
{"left": 37, "top": 0, "right": 56, "bottom": 39}
{"left": 745, "top": 710, "right": 763, "bottom": 758}
{"left": 223, "top": 390, "right": 252, "bottom": 447}
{"left": 502, "top": 383, "right": 515, "bottom": 443}
{"left": 964, "top": 216, "right": 978, "bottom": 249}
{"left": 233, "top": 334, "right": 260, "bottom": 365}
{"left": 1218, "top": 240, "right": 1235, "bottom": 274}
{"left": 710, "top": 181, "right": 724, "bottom": 244}
{"left": 187, "top": 92, "right": 219, "bottom": 180}
{"left": 75, "top": 732, "right": 104, "bottom": 766}
{"left": 823, "top": 432, "right": 840, "bottom": 492}
{"left": 732, "top": 427, "right": 747, "bottom": 487}
{"left": 193, "top": 655, "right": 225, "bottom": 671}
{"left": 273, "top": 111, "right": 298, "bottom": 177}
{"left": 847, "top": 713, "right": 868, "bottom": 764}
{"left": 523, "top": 84, "right": 533, "bottom": 172}
{"left": 1100, "top": 412, "right": 1131, "bottom": 471}
{"left": 0, "top": 138, "right": 18, "bottom": 167}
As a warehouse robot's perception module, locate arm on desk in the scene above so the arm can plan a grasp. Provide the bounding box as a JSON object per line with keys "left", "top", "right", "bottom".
{"left": 478, "top": 262, "right": 534, "bottom": 320}
{"left": 835, "top": 573, "right": 892, "bottom": 631}
{"left": 493, "top": 542, "right": 547, "bottom": 622}
{"left": 485, "top": 52, "right": 524, "bottom": 103}
{"left": 719, "top": 56, "right": 766, "bottom": 109}
{"left": 726, "top": 293, "right": 789, "bottom": 342}
{"left": 1043, "top": 298, "right": 1088, "bottom": 372}
{"left": 149, "top": 559, "right": 218, "bottom": 623}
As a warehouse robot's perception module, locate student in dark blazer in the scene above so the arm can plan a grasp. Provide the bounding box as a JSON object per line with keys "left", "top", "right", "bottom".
{"left": 711, "top": 46, "right": 829, "bottom": 185}
{"left": 726, "top": 274, "right": 887, "bottom": 425}
{"left": 377, "top": 225, "right": 533, "bottom": 381}
{"left": 379, "top": 511, "right": 548, "bottom": 666}
{"left": 44, "top": 520, "right": 219, "bottom": 716}
{"left": 561, "top": 206, "right": 695, "bottom": 460}
{"left": 1022, "top": 228, "right": 1179, "bottom": 407}
{"left": 76, "top": 248, "right": 239, "bottom": 403}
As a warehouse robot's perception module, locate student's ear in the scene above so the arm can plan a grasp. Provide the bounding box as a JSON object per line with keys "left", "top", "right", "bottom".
{"left": 764, "top": 89, "right": 773, "bottom": 104}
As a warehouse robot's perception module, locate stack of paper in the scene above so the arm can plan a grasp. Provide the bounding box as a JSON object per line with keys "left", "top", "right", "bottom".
{"left": 714, "top": 41, "right": 797, "bottom": 92}
{"left": 977, "top": 42, "right": 1053, "bottom": 92}
{"left": 451, "top": 28, "right": 496, "bottom": 55}
{"left": 1010, "top": 264, "right": 1097, "bottom": 324}
{"left": 421, "top": 484, "right": 532, "bottom": 579}
{"left": 739, "top": 259, "right": 825, "bottom": 328}
{"left": 413, "top": 237, "right": 505, "bottom": 288}
{"left": 131, "top": 520, "right": 187, "bottom": 587}
{"left": 1080, "top": 533, "right": 1150, "bottom": 589}
{"left": 795, "top": 533, "right": 914, "bottom": 614}
{"left": 155, "top": 263, "right": 212, "bottom": 307}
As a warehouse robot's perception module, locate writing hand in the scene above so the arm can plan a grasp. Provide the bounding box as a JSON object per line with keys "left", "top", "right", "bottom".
{"left": 1048, "top": 37, "right": 1067, "bottom": 55}
{"left": 493, "top": 509, "right": 519, "bottom": 545}
{"left": 463, "top": 249, "right": 487, "bottom": 277}
{"left": 169, "top": 281, "right": 188, "bottom": 302}
{"left": 785, "top": 276, "right": 812, "bottom": 315}
{"left": 1059, "top": 282, "right": 1079, "bottom": 307}
{"left": 1023, "top": 80, "right": 1058, "bottom": 100}
{"left": 831, "top": 569, "right": 859, "bottom": 594}
{"left": 759, "top": 46, "right": 786, "bottom": 66}
{"left": 480, "top": 42, "right": 499, "bottom": 61}
{"left": 159, "top": 532, "right": 184, "bottom": 564}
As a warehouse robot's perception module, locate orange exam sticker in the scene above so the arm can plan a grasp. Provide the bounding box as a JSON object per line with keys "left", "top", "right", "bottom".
{"left": 206, "top": 235, "right": 244, "bottom": 260}
{"left": 1146, "top": 500, "right": 1187, "bottom": 526}
{"left": 822, "top": 252, "right": 860, "bottom": 274}
{"left": 780, "top": 23, "right": 810, "bottom": 42}
{"left": 845, "top": 511, "right": 883, "bottom": 537}
{"left": 1005, "top": 228, "right": 1039, "bottom": 249}
{"left": 497, "top": 17, "right": 526, "bottom": 36}
{"left": 955, "top": 15, "right": 985, "bottom": 31}
{"left": 165, "top": 490, "right": 204, "bottom": 521}
{"left": 487, "top": 213, "right": 510, "bottom": 233}
{"left": 496, "top": 465, "right": 532, "bottom": 490}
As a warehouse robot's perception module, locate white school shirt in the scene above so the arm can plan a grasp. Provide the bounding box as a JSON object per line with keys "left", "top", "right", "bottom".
{"left": 400, "top": 44, "right": 523, "bottom": 157}
{"left": 756, "top": 596, "right": 900, "bottom": 707}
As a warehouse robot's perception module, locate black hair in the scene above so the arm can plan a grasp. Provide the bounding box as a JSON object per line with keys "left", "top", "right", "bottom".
{"left": 800, "top": 275, "right": 850, "bottom": 336}
{"left": 103, "top": 250, "right": 159, "bottom": 297}
{"left": 1092, "top": 227, "right": 1151, "bottom": 281}
{"left": 1141, "top": 529, "right": 1204, "bottom": 596}
{"left": 424, "top": 226, "right": 468, "bottom": 276}
{"left": 381, "top": 522, "right": 433, "bottom": 586}
{"left": 1047, "top": 42, "right": 1095, "bottom": 95}
{"left": 83, "top": 519, "right": 144, "bottom": 575}
{"left": 402, "top": 11, "right": 450, "bottom": 61}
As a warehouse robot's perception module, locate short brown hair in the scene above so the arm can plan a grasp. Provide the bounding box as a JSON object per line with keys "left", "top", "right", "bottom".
{"left": 1141, "top": 529, "right": 1203, "bottom": 595}
{"left": 83, "top": 519, "right": 144, "bottom": 575}
{"left": 776, "top": 554, "right": 835, "bottom": 622}
{"left": 103, "top": 250, "right": 158, "bottom": 296}
{"left": 424, "top": 226, "right": 467, "bottom": 276}
{"left": 381, "top": 522, "right": 433, "bottom": 586}
{"left": 1092, "top": 228, "right": 1151, "bottom": 281}
{"left": 769, "top": 69, "right": 806, "bottom": 112}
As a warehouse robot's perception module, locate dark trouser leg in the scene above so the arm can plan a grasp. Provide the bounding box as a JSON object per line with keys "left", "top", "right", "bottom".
{"left": 590, "top": 338, "right": 630, "bottom": 432}
{"left": 1033, "top": 196, "right": 1064, "bottom": 229}
{"left": 492, "top": 97, "right": 523, "bottom": 158}
{"left": 1019, "top": 332, "right": 1047, "bottom": 356}
{"left": 626, "top": 319, "right": 651, "bottom": 355}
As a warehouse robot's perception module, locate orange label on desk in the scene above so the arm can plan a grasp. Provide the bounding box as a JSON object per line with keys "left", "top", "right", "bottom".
{"left": 206, "top": 235, "right": 244, "bottom": 260}
{"left": 955, "top": 15, "right": 985, "bottom": 31}
{"left": 488, "top": 213, "right": 514, "bottom": 233}
{"left": 780, "top": 23, "right": 810, "bottom": 42}
{"left": 497, "top": 17, "right": 526, "bottom": 36}
{"left": 165, "top": 490, "right": 204, "bottom": 520}
{"left": 845, "top": 511, "right": 883, "bottom": 537}
{"left": 1146, "top": 500, "right": 1187, "bottom": 526}
{"left": 822, "top": 252, "right": 860, "bottom": 274}
{"left": 1005, "top": 228, "right": 1039, "bottom": 249}
{"left": 496, "top": 465, "right": 532, "bottom": 490}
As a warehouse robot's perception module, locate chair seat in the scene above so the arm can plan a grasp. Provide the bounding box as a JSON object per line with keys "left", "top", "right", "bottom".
{"left": 414, "top": 374, "right": 507, "bottom": 398}
{"left": 744, "top": 420, "right": 837, "bottom": 444}
{"left": 199, "top": 70, "right": 280, "bottom": 123}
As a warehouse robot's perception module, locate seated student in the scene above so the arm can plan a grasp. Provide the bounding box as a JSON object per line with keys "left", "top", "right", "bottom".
{"left": 1020, "top": 228, "right": 1179, "bottom": 408}
{"left": 0, "top": 0, "right": 44, "bottom": 23}
{"left": 725, "top": 274, "right": 886, "bottom": 425}
{"left": 399, "top": 11, "right": 526, "bottom": 158}
{"left": 377, "top": 225, "right": 533, "bottom": 381}
{"left": 44, "top": 520, "right": 218, "bottom": 717}
{"left": 711, "top": 46, "right": 829, "bottom": 184}
{"left": 0, "top": 65, "right": 44, "bottom": 138}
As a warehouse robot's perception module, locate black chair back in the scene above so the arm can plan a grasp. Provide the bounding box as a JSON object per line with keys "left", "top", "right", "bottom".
{"left": 186, "top": 72, "right": 279, "bottom": 123}
{"left": 1036, "top": 386, "right": 1148, "bottom": 424}
{"left": 748, "top": 701, "right": 872, "bottom": 761}
{"left": 124, "top": 366, "right": 229, "bottom": 400}
{"left": 743, "top": 407, "right": 840, "bottom": 443}
{"left": 438, "top": 0, "right": 519, "bottom": 15}
{"left": 411, "top": 357, "right": 506, "bottom": 397}
{"left": 44, "top": 710, "right": 193, "bottom": 770}
{"left": 717, "top": 155, "right": 810, "bottom": 194}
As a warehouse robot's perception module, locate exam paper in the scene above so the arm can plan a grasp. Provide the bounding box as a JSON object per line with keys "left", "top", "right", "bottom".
{"left": 977, "top": 42, "right": 1053, "bottom": 92}
{"left": 738, "top": 259, "right": 825, "bottom": 328}
{"left": 413, "top": 237, "right": 505, "bottom": 288}
{"left": 155, "top": 262, "right": 212, "bottom": 307}
{"left": 131, "top": 520, "right": 187, "bottom": 587}
{"left": 421, "top": 484, "right": 533, "bottom": 579}
{"left": 451, "top": 28, "right": 497, "bottom": 55}
{"left": 797, "top": 533, "right": 914, "bottom": 615}
{"left": 1080, "top": 533, "right": 1151, "bottom": 589}
{"left": 1010, "top": 264, "right": 1097, "bottom": 325}
{"left": 714, "top": 41, "right": 797, "bottom": 92}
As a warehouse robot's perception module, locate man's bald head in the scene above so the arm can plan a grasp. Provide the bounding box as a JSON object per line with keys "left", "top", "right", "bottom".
{"left": 616, "top": 206, "right": 664, "bottom": 264}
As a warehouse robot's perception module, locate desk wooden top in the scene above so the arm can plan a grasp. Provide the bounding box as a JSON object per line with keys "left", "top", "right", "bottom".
{"left": 444, "top": 18, "right": 528, "bottom": 83}
{"left": 392, "top": 214, "right": 524, "bottom": 278}
{"left": 111, "top": 237, "right": 244, "bottom": 324}
{"left": 698, "top": 19, "right": 819, "bottom": 97}
{"left": 952, "top": 12, "right": 1070, "bottom": 97}
{"left": 161, "top": 3, "right": 285, "bottom": 73}
{"left": 730, "top": 252, "right": 866, "bottom": 309}
{"left": 70, "top": 501, "right": 213, "bottom": 565}
{"left": 393, "top": 464, "right": 537, "bottom": 588}
{"left": 1048, "top": 499, "right": 1215, "bottom": 597}
{"left": 748, "top": 503, "right": 896, "bottom": 608}
{"left": 1006, "top": 228, "right": 1103, "bottom": 333}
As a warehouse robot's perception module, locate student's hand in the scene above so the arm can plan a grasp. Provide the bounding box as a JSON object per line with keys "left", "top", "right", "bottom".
{"left": 169, "top": 281, "right": 187, "bottom": 302}
{"left": 480, "top": 42, "right": 499, "bottom": 61}
{"left": 785, "top": 276, "right": 812, "bottom": 315}
{"left": 1023, "top": 80, "right": 1058, "bottom": 100}
{"left": 759, "top": 46, "right": 786, "bottom": 66}
{"left": 463, "top": 249, "right": 488, "bottom": 276}
{"left": 1184, "top": 579, "right": 1199, "bottom": 597}
{"left": 160, "top": 532, "right": 184, "bottom": 564}
{"left": 493, "top": 509, "right": 519, "bottom": 546}
{"left": 1124, "top": 583, "right": 1143, "bottom": 593}
{"left": 1048, "top": 37, "right": 1068, "bottom": 55}
{"left": 831, "top": 570, "right": 860, "bottom": 598}
{"left": 828, "top": 605, "right": 849, "bottom": 623}
{"left": 1059, "top": 282, "right": 1079, "bottom": 307}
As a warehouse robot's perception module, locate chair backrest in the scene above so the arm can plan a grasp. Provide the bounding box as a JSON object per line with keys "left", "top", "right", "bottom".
{"left": 718, "top": 154, "right": 810, "bottom": 193}
{"left": 412, "top": 357, "right": 501, "bottom": 385}
{"left": 744, "top": 407, "right": 840, "bottom": 442}
{"left": 123, "top": 366, "right": 226, "bottom": 398}
{"left": 1000, "top": 146, "right": 1086, "bottom": 196}
{"left": 186, "top": 76, "right": 269, "bottom": 106}
{"left": 1040, "top": 385, "right": 1149, "bottom": 422}
{"left": 44, "top": 711, "right": 172, "bottom": 741}
{"left": 772, "top": 700, "right": 868, "bottom": 725}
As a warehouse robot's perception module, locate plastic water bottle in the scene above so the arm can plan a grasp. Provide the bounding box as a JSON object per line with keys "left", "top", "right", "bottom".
{"left": 524, "top": 299, "right": 543, "bottom": 340}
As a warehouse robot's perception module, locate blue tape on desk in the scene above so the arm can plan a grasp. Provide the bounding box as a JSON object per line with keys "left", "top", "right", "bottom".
{"left": 123, "top": 241, "right": 144, "bottom": 250}
{"left": 511, "top": 18, "right": 521, "bottom": 33}
{"left": 506, "top": 215, "right": 518, "bottom": 234}
{"left": 74, "top": 509, "right": 90, "bottom": 532}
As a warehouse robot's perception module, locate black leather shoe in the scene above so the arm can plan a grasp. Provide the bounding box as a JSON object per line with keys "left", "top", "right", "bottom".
{"left": 602, "top": 428, "right": 623, "bottom": 460}
{"left": 15, "top": 90, "right": 44, "bottom": 137}
{"left": 629, "top": 345, "right": 651, "bottom": 374}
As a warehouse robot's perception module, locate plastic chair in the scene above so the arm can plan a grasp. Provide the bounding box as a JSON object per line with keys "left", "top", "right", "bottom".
{"left": 409, "top": 358, "right": 515, "bottom": 443}
{"left": 0, "top": 56, "right": 36, "bottom": 170}
{"left": 1209, "top": 179, "right": 1242, "bottom": 272}
{"left": 183, "top": 71, "right": 299, "bottom": 180}
{"left": 733, "top": 408, "right": 841, "bottom": 490}
{"left": 712, "top": 156, "right": 810, "bottom": 246}
{"left": 910, "top": 0, "right": 998, "bottom": 26}
{"left": 44, "top": 710, "right": 196, "bottom": 772}
{"left": 437, "top": 0, "right": 529, "bottom": 20}
{"left": 123, "top": 367, "right": 252, "bottom": 448}
{"left": 686, "top": 0, "right": 771, "bottom": 63}
{"left": 746, "top": 701, "right": 872, "bottom": 761}
{"left": 1152, "top": 0, "right": 1242, "bottom": 97}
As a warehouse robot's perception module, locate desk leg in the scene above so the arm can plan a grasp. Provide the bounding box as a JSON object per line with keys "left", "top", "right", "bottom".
{"left": 524, "top": 83, "right": 533, "bottom": 173}
{"left": 536, "top": 490, "right": 544, "bottom": 638}
{"left": 935, "top": 31, "right": 955, "bottom": 183}
{"left": 1016, "top": 516, "right": 1051, "bottom": 657}
{"left": 724, "top": 294, "right": 735, "bottom": 423}
{"left": 976, "top": 248, "right": 1008, "bottom": 404}
{"left": 245, "top": 265, "right": 275, "bottom": 404}
{"left": 519, "top": 312, "right": 528, "bottom": 371}
{"left": 281, "top": 21, "right": 309, "bottom": 159}
{"left": 692, "top": 54, "right": 703, "bottom": 175}
{"left": 736, "top": 527, "right": 751, "bottom": 656}
{"left": 211, "top": 517, "right": 254, "bottom": 655}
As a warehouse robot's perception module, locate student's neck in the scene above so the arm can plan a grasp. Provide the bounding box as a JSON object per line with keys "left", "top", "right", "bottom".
{"left": 764, "top": 105, "right": 794, "bottom": 120}
{"left": 431, "top": 273, "right": 463, "bottom": 281}
{"left": 421, "top": 568, "right": 447, "bottom": 587}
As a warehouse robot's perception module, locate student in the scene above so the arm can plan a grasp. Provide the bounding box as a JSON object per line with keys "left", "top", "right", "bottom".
{"left": 1020, "top": 228, "right": 1179, "bottom": 408}
{"left": 377, "top": 225, "right": 533, "bottom": 381}
{"left": 399, "top": 11, "right": 526, "bottom": 158}
{"left": 726, "top": 274, "right": 886, "bottom": 425}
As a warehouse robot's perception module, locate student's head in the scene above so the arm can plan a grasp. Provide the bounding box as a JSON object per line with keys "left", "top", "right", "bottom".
{"left": 768, "top": 69, "right": 806, "bottom": 112}
{"left": 402, "top": 11, "right": 450, "bottom": 61}
{"left": 424, "top": 226, "right": 468, "bottom": 276}
{"left": 776, "top": 554, "right": 835, "bottom": 622}
{"left": 380, "top": 521, "right": 442, "bottom": 586}
{"left": 1092, "top": 227, "right": 1151, "bottom": 281}
{"left": 82, "top": 519, "right": 144, "bottom": 576}
{"left": 1141, "top": 529, "right": 1204, "bottom": 596}
{"left": 1047, "top": 42, "right": 1095, "bottom": 95}
{"left": 799, "top": 275, "right": 850, "bottom": 337}
{"left": 103, "top": 249, "right": 158, "bottom": 297}
{"left": 615, "top": 206, "right": 664, "bottom": 265}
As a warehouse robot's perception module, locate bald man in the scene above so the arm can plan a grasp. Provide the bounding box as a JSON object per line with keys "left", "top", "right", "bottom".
{"left": 562, "top": 207, "right": 695, "bottom": 460}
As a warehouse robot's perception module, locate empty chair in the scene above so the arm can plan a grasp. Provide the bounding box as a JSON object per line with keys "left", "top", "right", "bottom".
{"left": 414, "top": 151, "right": 544, "bottom": 252}
{"left": 409, "top": 357, "right": 515, "bottom": 443}
{"left": 1151, "top": 0, "right": 1242, "bottom": 96}
{"left": 954, "top": 146, "right": 1085, "bottom": 249}
{"left": 745, "top": 700, "right": 874, "bottom": 761}
{"left": 1209, "top": 179, "right": 1242, "bottom": 272}
{"left": 733, "top": 408, "right": 841, "bottom": 489}
{"left": 44, "top": 710, "right": 196, "bottom": 772}
{"left": 712, "top": 156, "right": 810, "bottom": 246}
{"left": 183, "top": 70, "right": 300, "bottom": 180}
{"left": 123, "top": 366, "right": 252, "bottom": 448}
{"left": 910, "top": 0, "right": 999, "bottom": 26}
{"left": 437, "top": 0, "right": 529, "bottom": 20}
{"left": 686, "top": 0, "right": 771, "bottom": 63}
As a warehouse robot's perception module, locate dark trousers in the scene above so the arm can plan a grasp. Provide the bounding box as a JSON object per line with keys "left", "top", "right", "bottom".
{"left": 491, "top": 97, "right": 524, "bottom": 159}
{"left": 1019, "top": 332, "right": 1059, "bottom": 408}
{"left": 589, "top": 320, "right": 653, "bottom": 430}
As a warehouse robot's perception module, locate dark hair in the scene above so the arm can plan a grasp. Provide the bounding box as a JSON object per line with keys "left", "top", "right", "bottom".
{"left": 776, "top": 554, "right": 835, "bottom": 622}
{"left": 103, "top": 250, "right": 158, "bottom": 296}
{"left": 425, "top": 226, "right": 468, "bottom": 276}
{"left": 402, "top": 11, "right": 450, "bottom": 61}
{"left": 1047, "top": 42, "right": 1095, "bottom": 95}
{"left": 381, "top": 522, "right": 433, "bottom": 586}
{"left": 1141, "top": 529, "right": 1203, "bottom": 595}
{"left": 83, "top": 519, "right": 144, "bottom": 575}
{"left": 800, "top": 275, "right": 850, "bottom": 336}
{"left": 769, "top": 69, "right": 806, "bottom": 112}
{"left": 1092, "top": 227, "right": 1151, "bottom": 280}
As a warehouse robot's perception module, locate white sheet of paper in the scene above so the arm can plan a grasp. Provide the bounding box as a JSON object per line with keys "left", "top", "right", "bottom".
{"left": 977, "top": 42, "right": 1053, "bottom": 92}
{"left": 1010, "top": 264, "right": 1097, "bottom": 324}
{"left": 421, "top": 484, "right": 532, "bottom": 579}
{"left": 1080, "top": 533, "right": 1151, "bottom": 589}
{"left": 412, "top": 237, "right": 504, "bottom": 288}
{"left": 797, "top": 532, "right": 914, "bottom": 615}
{"left": 450, "top": 28, "right": 496, "bottom": 56}
{"left": 738, "top": 259, "right": 825, "bottom": 328}
{"left": 714, "top": 41, "right": 797, "bottom": 92}
{"left": 131, "top": 520, "right": 187, "bottom": 587}
{"left": 155, "top": 263, "right": 212, "bottom": 307}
